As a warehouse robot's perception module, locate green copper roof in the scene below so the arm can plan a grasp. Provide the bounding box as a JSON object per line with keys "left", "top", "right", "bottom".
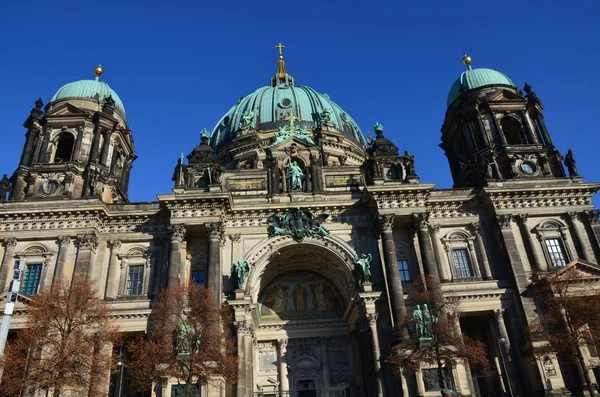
{"left": 51, "top": 79, "right": 126, "bottom": 117}
{"left": 210, "top": 84, "right": 365, "bottom": 148}
{"left": 447, "top": 68, "right": 515, "bottom": 107}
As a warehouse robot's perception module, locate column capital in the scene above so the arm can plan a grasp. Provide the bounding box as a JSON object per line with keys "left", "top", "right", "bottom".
{"left": 366, "top": 312, "right": 378, "bottom": 326}
{"left": 77, "top": 234, "right": 99, "bottom": 251}
{"left": 518, "top": 213, "right": 529, "bottom": 223}
{"left": 494, "top": 308, "right": 505, "bottom": 320}
{"left": 565, "top": 211, "right": 581, "bottom": 222}
{"left": 376, "top": 214, "right": 394, "bottom": 233}
{"left": 496, "top": 214, "right": 513, "bottom": 229}
{"left": 108, "top": 239, "right": 122, "bottom": 250}
{"left": 3, "top": 237, "right": 17, "bottom": 249}
{"left": 583, "top": 209, "right": 600, "bottom": 225}
{"left": 470, "top": 221, "right": 481, "bottom": 233}
{"left": 168, "top": 224, "right": 186, "bottom": 241}
{"left": 412, "top": 212, "right": 430, "bottom": 230}
{"left": 279, "top": 338, "right": 289, "bottom": 349}
{"left": 57, "top": 235, "right": 72, "bottom": 246}
{"left": 205, "top": 222, "right": 224, "bottom": 241}
{"left": 229, "top": 234, "right": 241, "bottom": 242}
{"left": 430, "top": 223, "right": 441, "bottom": 234}
{"left": 235, "top": 321, "right": 253, "bottom": 336}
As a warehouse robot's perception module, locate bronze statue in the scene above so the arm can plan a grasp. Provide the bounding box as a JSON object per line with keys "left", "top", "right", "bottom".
{"left": 564, "top": 148, "right": 580, "bottom": 177}
{"left": 0, "top": 174, "right": 10, "bottom": 202}
{"left": 209, "top": 163, "right": 223, "bottom": 184}
{"left": 402, "top": 150, "right": 416, "bottom": 177}
{"left": 172, "top": 156, "right": 189, "bottom": 187}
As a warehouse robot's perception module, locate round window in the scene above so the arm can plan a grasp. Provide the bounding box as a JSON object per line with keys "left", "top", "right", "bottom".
{"left": 520, "top": 161, "right": 536, "bottom": 174}
{"left": 278, "top": 98, "right": 293, "bottom": 109}
{"left": 221, "top": 116, "right": 230, "bottom": 127}
{"left": 340, "top": 112, "right": 349, "bottom": 122}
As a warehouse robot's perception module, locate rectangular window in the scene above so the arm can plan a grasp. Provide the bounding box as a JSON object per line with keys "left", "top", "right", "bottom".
{"left": 20, "top": 264, "right": 42, "bottom": 295}
{"left": 545, "top": 238, "right": 567, "bottom": 267}
{"left": 126, "top": 265, "right": 144, "bottom": 296}
{"left": 398, "top": 259, "right": 410, "bottom": 282}
{"left": 192, "top": 270, "right": 206, "bottom": 286}
{"left": 452, "top": 249, "right": 473, "bottom": 278}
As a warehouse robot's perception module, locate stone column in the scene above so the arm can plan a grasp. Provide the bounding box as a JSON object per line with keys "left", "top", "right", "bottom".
{"left": 583, "top": 210, "right": 600, "bottom": 263}
{"left": 205, "top": 223, "right": 224, "bottom": 303}
{"left": 351, "top": 335, "right": 364, "bottom": 389}
{"left": 566, "top": 212, "right": 593, "bottom": 261}
{"left": 89, "top": 125, "right": 102, "bottom": 163}
{"left": 105, "top": 239, "right": 122, "bottom": 300}
{"left": 100, "top": 130, "right": 113, "bottom": 166}
{"left": 74, "top": 234, "right": 99, "bottom": 278}
{"left": 167, "top": 225, "right": 186, "bottom": 287}
{"left": 517, "top": 214, "right": 543, "bottom": 272}
{"left": 494, "top": 309, "right": 520, "bottom": 396}
{"left": 367, "top": 313, "right": 384, "bottom": 397}
{"left": 431, "top": 224, "right": 451, "bottom": 282}
{"left": 471, "top": 222, "right": 493, "bottom": 279}
{"left": 535, "top": 113, "right": 553, "bottom": 146}
{"left": 20, "top": 129, "right": 38, "bottom": 166}
{"left": 376, "top": 215, "right": 407, "bottom": 328}
{"left": 0, "top": 238, "right": 17, "bottom": 291}
{"left": 279, "top": 339, "right": 290, "bottom": 394}
{"left": 320, "top": 337, "right": 331, "bottom": 390}
{"left": 54, "top": 236, "right": 73, "bottom": 281}
{"left": 235, "top": 322, "right": 248, "bottom": 397}
{"left": 412, "top": 213, "right": 439, "bottom": 279}
{"left": 453, "top": 316, "right": 475, "bottom": 395}
{"left": 72, "top": 126, "right": 85, "bottom": 163}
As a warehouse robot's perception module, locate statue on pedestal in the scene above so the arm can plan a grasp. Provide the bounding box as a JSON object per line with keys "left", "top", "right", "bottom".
{"left": 0, "top": 174, "right": 10, "bottom": 202}
{"left": 353, "top": 253, "right": 372, "bottom": 285}
{"left": 564, "top": 148, "right": 580, "bottom": 177}
{"left": 287, "top": 161, "right": 304, "bottom": 192}
{"left": 172, "top": 155, "right": 189, "bottom": 187}
{"left": 231, "top": 260, "right": 250, "bottom": 290}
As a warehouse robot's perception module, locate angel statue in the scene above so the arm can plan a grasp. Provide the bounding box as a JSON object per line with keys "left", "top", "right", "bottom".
{"left": 353, "top": 253, "right": 372, "bottom": 284}
{"left": 240, "top": 110, "right": 256, "bottom": 130}
{"left": 231, "top": 260, "right": 250, "bottom": 290}
{"left": 305, "top": 211, "right": 329, "bottom": 236}
{"left": 287, "top": 161, "right": 304, "bottom": 192}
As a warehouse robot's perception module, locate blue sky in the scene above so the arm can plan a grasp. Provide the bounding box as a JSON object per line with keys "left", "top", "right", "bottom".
{"left": 1, "top": 1, "right": 599, "bottom": 204}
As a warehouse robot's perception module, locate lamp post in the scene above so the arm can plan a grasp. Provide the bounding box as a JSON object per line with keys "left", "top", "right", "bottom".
{"left": 116, "top": 344, "right": 125, "bottom": 397}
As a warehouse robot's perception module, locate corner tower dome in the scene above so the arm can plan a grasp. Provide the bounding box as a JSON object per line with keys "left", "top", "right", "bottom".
{"left": 447, "top": 54, "right": 515, "bottom": 107}
{"left": 209, "top": 46, "right": 366, "bottom": 149}
{"left": 50, "top": 65, "right": 126, "bottom": 117}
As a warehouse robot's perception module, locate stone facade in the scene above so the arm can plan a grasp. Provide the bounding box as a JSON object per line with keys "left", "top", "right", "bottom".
{"left": 1, "top": 58, "right": 600, "bottom": 397}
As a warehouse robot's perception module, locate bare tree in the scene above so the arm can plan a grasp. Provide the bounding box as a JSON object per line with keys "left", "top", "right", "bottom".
{"left": 386, "top": 276, "right": 492, "bottom": 391}
{"left": 0, "top": 276, "right": 119, "bottom": 397}
{"left": 529, "top": 264, "right": 600, "bottom": 396}
{"left": 127, "top": 285, "right": 238, "bottom": 397}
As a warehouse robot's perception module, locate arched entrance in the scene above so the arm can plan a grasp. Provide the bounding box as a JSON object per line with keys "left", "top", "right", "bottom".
{"left": 234, "top": 236, "right": 368, "bottom": 397}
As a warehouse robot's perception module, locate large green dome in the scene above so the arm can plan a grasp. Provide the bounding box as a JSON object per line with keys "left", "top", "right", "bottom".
{"left": 447, "top": 68, "right": 515, "bottom": 107}
{"left": 51, "top": 79, "right": 126, "bottom": 117}
{"left": 209, "top": 84, "right": 366, "bottom": 149}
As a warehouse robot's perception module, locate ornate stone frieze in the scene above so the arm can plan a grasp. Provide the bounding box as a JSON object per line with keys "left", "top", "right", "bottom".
{"left": 484, "top": 187, "right": 597, "bottom": 210}
{"left": 168, "top": 224, "right": 186, "bottom": 241}
{"left": 77, "top": 234, "right": 99, "bottom": 251}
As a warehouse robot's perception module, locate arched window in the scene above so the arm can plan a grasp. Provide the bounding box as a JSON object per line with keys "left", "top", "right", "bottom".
{"left": 53, "top": 133, "right": 75, "bottom": 163}
{"left": 501, "top": 117, "right": 525, "bottom": 145}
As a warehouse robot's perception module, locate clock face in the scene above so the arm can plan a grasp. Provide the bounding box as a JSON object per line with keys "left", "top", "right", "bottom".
{"left": 521, "top": 162, "right": 536, "bottom": 174}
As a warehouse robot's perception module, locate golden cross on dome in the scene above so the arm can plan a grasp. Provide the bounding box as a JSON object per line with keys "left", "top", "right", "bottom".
{"left": 284, "top": 113, "right": 300, "bottom": 127}
{"left": 275, "top": 42, "right": 285, "bottom": 56}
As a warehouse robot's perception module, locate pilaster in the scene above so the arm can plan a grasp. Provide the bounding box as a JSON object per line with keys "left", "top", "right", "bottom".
{"left": 75, "top": 234, "right": 99, "bottom": 278}
{"left": 0, "top": 238, "right": 18, "bottom": 291}
{"left": 167, "top": 225, "right": 186, "bottom": 287}
{"left": 105, "top": 239, "right": 122, "bottom": 299}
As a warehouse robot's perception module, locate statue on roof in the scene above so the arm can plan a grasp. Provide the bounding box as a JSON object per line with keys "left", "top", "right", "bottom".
{"left": 240, "top": 110, "right": 256, "bottom": 130}
{"left": 402, "top": 150, "right": 416, "bottom": 178}
{"left": 564, "top": 148, "right": 580, "bottom": 177}
{"left": 0, "top": 174, "right": 11, "bottom": 202}
{"left": 209, "top": 162, "right": 223, "bottom": 184}
{"left": 172, "top": 156, "right": 189, "bottom": 187}
{"left": 320, "top": 109, "right": 331, "bottom": 123}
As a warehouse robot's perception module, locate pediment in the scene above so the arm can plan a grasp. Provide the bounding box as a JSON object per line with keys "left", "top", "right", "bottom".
{"left": 45, "top": 102, "right": 89, "bottom": 117}
{"left": 0, "top": 291, "right": 33, "bottom": 305}
{"left": 557, "top": 259, "right": 600, "bottom": 278}
{"left": 488, "top": 89, "right": 526, "bottom": 103}
{"left": 270, "top": 135, "right": 314, "bottom": 150}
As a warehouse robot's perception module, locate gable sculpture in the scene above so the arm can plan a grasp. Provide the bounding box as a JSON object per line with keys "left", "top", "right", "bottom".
{"left": 267, "top": 208, "right": 329, "bottom": 242}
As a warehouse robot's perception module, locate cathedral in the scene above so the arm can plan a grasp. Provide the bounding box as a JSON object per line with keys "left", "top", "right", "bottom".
{"left": 1, "top": 47, "right": 600, "bottom": 397}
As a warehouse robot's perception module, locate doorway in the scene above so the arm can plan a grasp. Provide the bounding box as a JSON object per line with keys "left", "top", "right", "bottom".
{"left": 297, "top": 379, "right": 317, "bottom": 397}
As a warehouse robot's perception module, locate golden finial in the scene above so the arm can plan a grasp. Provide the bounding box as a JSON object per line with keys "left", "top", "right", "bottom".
{"left": 275, "top": 43, "right": 286, "bottom": 77}
{"left": 94, "top": 64, "right": 104, "bottom": 80}
{"left": 462, "top": 53, "right": 472, "bottom": 70}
